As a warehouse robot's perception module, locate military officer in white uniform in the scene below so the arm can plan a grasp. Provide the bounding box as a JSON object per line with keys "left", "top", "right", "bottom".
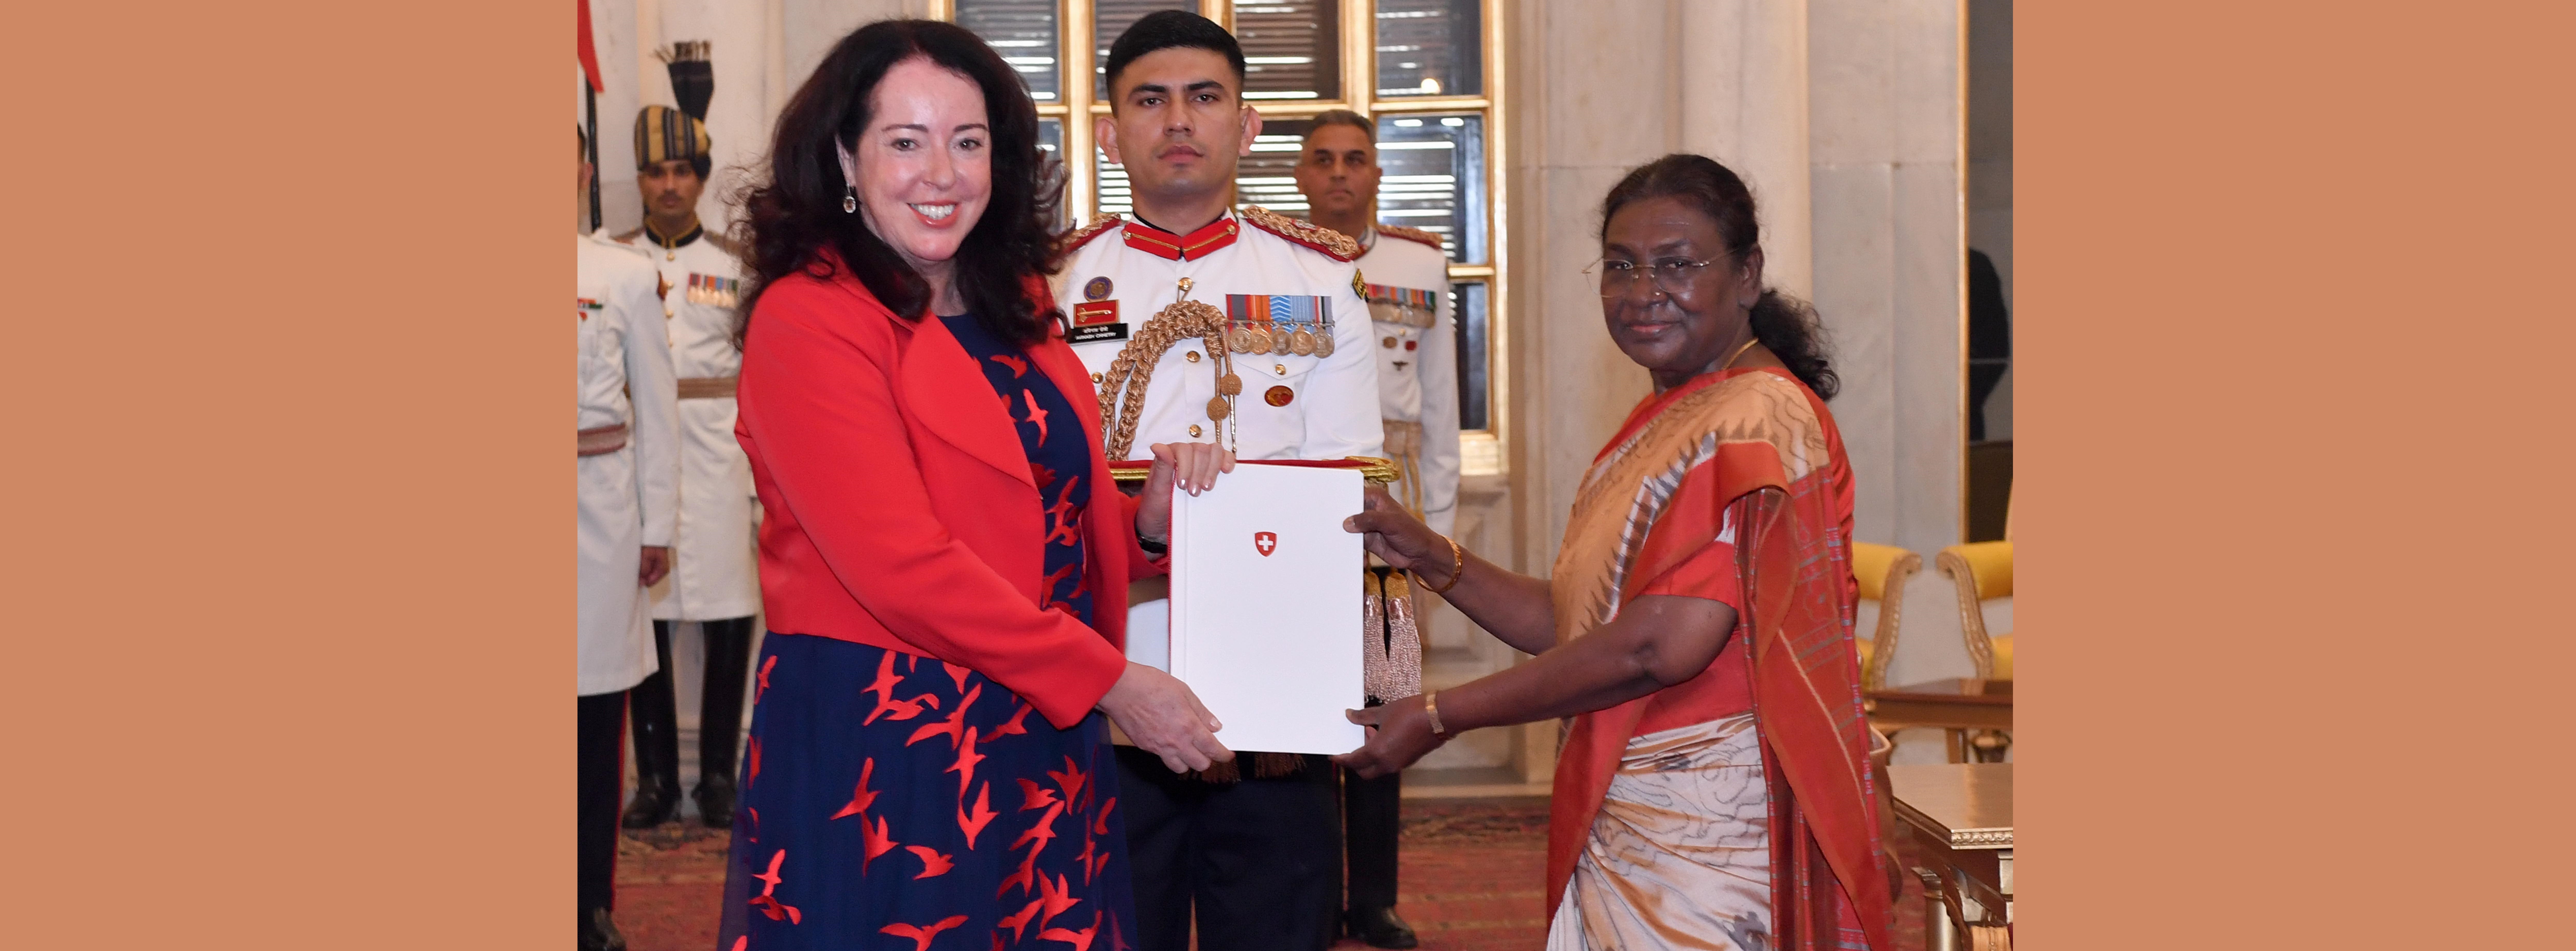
{"left": 1059, "top": 13, "right": 1382, "bottom": 951}
{"left": 575, "top": 127, "right": 679, "bottom": 951}
{"left": 1293, "top": 108, "right": 1460, "bottom": 951}
{"left": 612, "top": 103, "right": 762, "bottom": 832}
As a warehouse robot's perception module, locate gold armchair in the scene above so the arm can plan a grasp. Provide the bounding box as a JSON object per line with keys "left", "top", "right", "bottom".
{"left": 1935, "top": 541, "right": 2013, "bottom": 761}
{"left": 1851, "top": 542, "right": 1923, "bottom": 692}
{"left": 1934, "top": 542, "right": 2013, "bottom": 681}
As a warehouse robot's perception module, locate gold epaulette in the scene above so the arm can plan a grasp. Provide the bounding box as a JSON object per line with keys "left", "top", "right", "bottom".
{"left": 1376, "top": 224, "right": 1444, "bottom": 251}
{"left": 706, "top": 228, "right": 746, "bottom": 260}
{"left": 1056, "top": 214, "right": 1124, "bottom": 254}
{"left": 1240, "top": 206, "right": 1360, "bottom": 262}
{"left": 610, "top": 226, "right": 646, "bottom": 244}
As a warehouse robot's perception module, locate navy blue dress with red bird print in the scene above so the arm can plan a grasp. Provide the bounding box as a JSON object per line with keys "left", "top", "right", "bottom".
{"left": 717, "top": 314, "right": 1135, "bottom": 951}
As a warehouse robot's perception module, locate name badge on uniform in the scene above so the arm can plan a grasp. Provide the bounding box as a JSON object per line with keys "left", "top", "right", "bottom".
{"left": 1070, "top": 300, "right": 1127, "bottom": 343}
{"left": 1223, "top": 294, "right": 1335, "bottom": 358}
{"left": 576, "top": 298, "right": 604, "bottom": 322}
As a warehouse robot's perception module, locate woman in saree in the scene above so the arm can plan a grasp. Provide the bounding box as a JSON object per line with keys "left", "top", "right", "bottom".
{"left": 1333, "top": 153, "right": 1900, "bottom": 951}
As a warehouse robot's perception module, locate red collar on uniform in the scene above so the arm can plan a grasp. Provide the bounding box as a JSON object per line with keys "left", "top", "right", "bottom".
{"left": 1122, "top": 214, "right": 1240, "bottom": 261}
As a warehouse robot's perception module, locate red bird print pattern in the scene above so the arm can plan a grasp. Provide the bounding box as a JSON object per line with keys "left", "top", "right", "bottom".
{"left": 747, "top": 848, "right": 802, "bottom": 924}
{"left": 860, "top": 813, "right": 899, "bottom": 875}
{"left": 1020, "top": 390, "right": 1051, "bottom": 445}
{"left": 1038, "top": 911, "right": 1101, "bottom": 951}
{"left": 1036, "top": 871, "right": 1082, "bottom": 930}
{"left": 1017, "top": 777, "right": 1060, "bottom": 812}
{"left": 1012, "top": 801, "right": 1065, "bottom": 856}
{"left": 991, "top": 702, "right": 1035, "bottom": 739}
{"left": 828, "top": 757, "right": 878, "bottom": 820}
{"left": 958, "top": 781, "right": 1000, "bottom": 849}
{"left": 906, "top": 845, "right": 956, "bottom": 879}
{"left": 947, "top": 726, "right": 986, "bottom": 800}
{"left": 881, "top": 914, "right": 969, "bottom": 951}
{"left": 997, "top": 898, "right": 1045, "bottom": 942}
{"left": 721, "top": 313, "right": 1124, "bottom": 950}
{"left": 721, "top": 634, "right": 1130, "bottom": 948}
{"left": 864, "top": 651, "right": 946, "bottom": 725}
{"left": 909, "top": 684, "right": 984, "bottom": 751}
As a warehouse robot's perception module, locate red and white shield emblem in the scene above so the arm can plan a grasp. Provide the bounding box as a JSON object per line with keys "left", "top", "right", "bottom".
{"left": 1253, "top": 531, "right": 1278, "bottom": 556}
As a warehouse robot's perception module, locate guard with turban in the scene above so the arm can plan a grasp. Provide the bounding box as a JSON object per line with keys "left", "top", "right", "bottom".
{"left": 613, "top": 41, "right": 763, "bottom": 838}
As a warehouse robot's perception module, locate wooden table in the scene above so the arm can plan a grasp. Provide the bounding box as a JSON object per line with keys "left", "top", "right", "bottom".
{"left": 1867, "top": 678, "right": 2013, "bottom": 762}
{"left": 1892, "top": 763, "right": 2012, "bottom": 950}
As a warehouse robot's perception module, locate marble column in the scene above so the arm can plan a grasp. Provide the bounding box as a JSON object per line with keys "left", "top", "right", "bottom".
{"left": 1679, "top": 0, "right": 1814, "bottom": 302}
{"left": 1503, "top": 0, "right": 1678, "bottom": 578}
{"left": 1807, "top": 0, "right": 1964, "bottom": 560}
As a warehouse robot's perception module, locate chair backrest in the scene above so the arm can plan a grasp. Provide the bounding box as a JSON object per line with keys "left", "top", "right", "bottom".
{"left": 1849, "top": 542, "right": 1922, "bottom": 691}
{"left": 1935, "top": 541, "right": 2014, "bottom": 678}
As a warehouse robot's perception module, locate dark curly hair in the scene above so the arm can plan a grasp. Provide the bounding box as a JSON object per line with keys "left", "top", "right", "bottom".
{"left": 730, "top": 19, "right": 1065, "bottom": 347}
{"left": 1599, "top": 154, "right": 1838, "bottom": 400}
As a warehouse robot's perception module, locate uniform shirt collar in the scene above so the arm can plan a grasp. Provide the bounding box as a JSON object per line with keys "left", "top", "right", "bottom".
{"left": 644, "top": 218, "right": 704, "bottom": 250}
{"left": 1122, "top": 210, "right": 1240, "bottom": 261}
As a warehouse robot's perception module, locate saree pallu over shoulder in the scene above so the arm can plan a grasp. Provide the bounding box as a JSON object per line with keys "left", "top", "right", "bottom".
{"left": 1543, "top": 368, "right": 1889, "bottom": 951}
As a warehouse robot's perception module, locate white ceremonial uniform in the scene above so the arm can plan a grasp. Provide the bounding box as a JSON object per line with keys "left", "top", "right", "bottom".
{"left": 577, "top": 232, "right": 680, "bottom": 696}
{"left": 617, "top": 227, "right": 760, "bottom": 622}
{"left": 1355, "top": 225, "right": 1461, "bottom": 539}
{"left": 1051, "top": 207, "right": 1384, "bottom": 666}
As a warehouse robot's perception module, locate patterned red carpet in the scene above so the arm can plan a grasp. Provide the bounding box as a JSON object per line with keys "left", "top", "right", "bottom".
{"left": 614, "top": 796, "right": 1932, "bottom": 950}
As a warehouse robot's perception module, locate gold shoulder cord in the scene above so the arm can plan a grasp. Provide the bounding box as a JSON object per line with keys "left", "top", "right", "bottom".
{"left": 1097, "top": 277, "right": 1241, "bottom": 461}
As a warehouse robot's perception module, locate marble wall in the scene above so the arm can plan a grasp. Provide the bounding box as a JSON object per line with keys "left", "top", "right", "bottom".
{"left": 584, "top": 0, "right": 924, "bottom": 238}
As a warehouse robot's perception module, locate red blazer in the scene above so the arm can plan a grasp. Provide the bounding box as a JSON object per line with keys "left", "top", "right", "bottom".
{"left": 734, "top": 262, "right": 1159, "bottom": 729}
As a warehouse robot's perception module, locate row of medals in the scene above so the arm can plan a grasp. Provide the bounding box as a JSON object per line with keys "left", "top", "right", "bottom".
{"left": 1225, "top": 322, "right": 1335, "bottom": 358}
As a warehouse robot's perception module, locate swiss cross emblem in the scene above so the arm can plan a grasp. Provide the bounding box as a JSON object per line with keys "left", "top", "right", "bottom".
{"left": 1253, "top": 531, "right": 1278, "bottom": 556}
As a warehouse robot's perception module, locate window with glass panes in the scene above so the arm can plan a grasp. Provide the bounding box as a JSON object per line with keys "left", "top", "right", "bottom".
{"left": 935, "top": 0, "right": 1505, "bottom": 474}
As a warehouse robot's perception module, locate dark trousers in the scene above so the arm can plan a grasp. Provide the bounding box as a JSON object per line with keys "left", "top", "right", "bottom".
{"left": 577, "top": 690, "right": 627, "bottom": 912}
{"left": 1117, "top": 746, "right": 1341, "bottom": 951}
{"left": 626, "top": 617, "right": 756, "bottom": 797}
{"left": 1340, "top": 766, "right": 1403, "bottom": 912}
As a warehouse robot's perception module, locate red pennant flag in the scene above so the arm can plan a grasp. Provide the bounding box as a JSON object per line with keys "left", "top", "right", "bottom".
{"left": 575, "top": 0, "right": 603, "bottom": 92}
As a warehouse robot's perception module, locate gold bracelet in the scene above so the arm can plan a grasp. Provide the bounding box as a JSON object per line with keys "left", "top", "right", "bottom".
{"left": 1422, "top": 690, "right": 1449, "bottom": 737}
{"left": 1417, "top": 534, "right": 1465, "bottom": 595}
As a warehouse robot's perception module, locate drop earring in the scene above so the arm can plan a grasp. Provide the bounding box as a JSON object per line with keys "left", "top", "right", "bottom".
{"left": 842, "top": 187, "right": 858, "bottom": 214}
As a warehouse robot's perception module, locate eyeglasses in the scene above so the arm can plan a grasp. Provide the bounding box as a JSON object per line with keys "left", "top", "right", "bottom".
{"left": 1585, "top": 257, "right": 1719, "bottom": 299}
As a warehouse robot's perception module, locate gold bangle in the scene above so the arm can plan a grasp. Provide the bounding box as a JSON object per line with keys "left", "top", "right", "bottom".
{"left": 1423, "top": 690, "right": 1449, "bottom": 737}
{"left": 1417, "top": 534, "right": 1465, "bottom": 595}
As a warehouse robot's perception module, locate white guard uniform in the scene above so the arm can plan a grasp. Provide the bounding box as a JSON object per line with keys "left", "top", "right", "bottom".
{"left": 577, "top": 232, "right": 679, "bottom": 696}
{"left": 1355, "top": 225, "right": 1461, "bottom": 538}
{"left": 1051, "top": 207, "right": 1385, "bottom": 667}
{"left": 617, "top": 226, "right": 760, "bottom": 622}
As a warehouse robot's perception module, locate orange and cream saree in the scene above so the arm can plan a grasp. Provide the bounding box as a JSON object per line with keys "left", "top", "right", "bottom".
{"left": 1543, "top": 367, "right": 1892, "bottom": 951}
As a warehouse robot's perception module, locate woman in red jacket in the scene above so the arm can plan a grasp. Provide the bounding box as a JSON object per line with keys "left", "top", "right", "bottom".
{"left": 714, "top": 21, "right": 1231, "bottom": 949}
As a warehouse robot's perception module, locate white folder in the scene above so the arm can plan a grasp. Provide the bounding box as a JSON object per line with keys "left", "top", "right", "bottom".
{"left": 1165, "top": 462, "right": 1368, "bottom": 756}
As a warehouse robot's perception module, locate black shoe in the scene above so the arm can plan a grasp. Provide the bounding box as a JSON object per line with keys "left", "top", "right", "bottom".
{"left": 1345, "top": 907, "right": 1419, "bottom": 949}
{"left": 580, "top": 907, "right": 628, "bottom": 951}
{"left": 620, "top": 781, "right": 680, "bottom": 829}
{"left": 693, "top": 774, "right": 736, "bottom": 830}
